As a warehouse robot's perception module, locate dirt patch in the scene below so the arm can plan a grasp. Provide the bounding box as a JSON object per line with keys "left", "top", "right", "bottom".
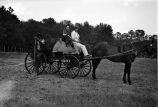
{"left": 0, "top": 80, "right": 16, "bottom": 107}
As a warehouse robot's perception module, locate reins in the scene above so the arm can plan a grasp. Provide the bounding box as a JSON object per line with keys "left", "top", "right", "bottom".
{"left": 85, "top": 41, "right": 151, "bottom": 60}
{"left": 133, "top": 42, "right": 152, "bottom": 55}
{"left": 85, "top": 49, "right": 136, "bottom": 60}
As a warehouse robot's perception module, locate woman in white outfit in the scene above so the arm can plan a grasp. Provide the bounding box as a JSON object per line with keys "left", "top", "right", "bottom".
{"left": 71, "top": 26, "right": 91, "bottom": 58}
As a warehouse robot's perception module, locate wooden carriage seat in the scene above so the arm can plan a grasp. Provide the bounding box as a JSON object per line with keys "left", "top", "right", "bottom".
{"left": 52, "top": 39, "right": 80, "bottom": 54}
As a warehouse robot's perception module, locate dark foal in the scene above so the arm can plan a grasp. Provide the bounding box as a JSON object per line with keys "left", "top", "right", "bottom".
{"left": 92, "top": 42, "right": 137, "bottom": 85}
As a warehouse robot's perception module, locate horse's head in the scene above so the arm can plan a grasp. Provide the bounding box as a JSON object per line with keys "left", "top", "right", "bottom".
{"left": 116, "top": 40, "right": 134, "bottom": 53}
{"left": 132, "top": 40, "right": 154, "bottom": 57}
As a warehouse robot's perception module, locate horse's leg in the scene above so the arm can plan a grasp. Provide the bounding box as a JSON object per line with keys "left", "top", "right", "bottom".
{"left": 124, "top": 63, "right": 132, "bottom": 85}
{"left": 127, "top": 63, "right": 132, "bottom": 85}
{"left": 123, "top": 64, "right": 127, "bottom": 84}
{"left": 92, "top": 59, "right": 101, "bottom": 79}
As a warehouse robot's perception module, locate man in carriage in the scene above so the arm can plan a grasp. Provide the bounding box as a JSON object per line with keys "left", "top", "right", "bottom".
{"left": 53, "top": 25, "right": 91, "bottom": 58}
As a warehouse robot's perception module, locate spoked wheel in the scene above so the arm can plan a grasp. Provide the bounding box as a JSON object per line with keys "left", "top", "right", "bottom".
{"left": 45, "top": 59, "right": 60, "bottom": 74}
{"left": 25, "top": 52, "right": 47, "bottom": 75}
{"left": 79, "top": 60, "right": 92, "bottom": 77}
{"left": 59, "top": 54, "right": 80, "bottom": 79}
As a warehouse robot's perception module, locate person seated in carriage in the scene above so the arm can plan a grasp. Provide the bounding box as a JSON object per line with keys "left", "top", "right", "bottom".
{"left": 70, "top": 25, "right": 91, "bottom": 58}
{"left": 62, "top": 25, "right": 71, "bottom": 41}
{"left": 53, "top": 25, "right": 91, "bottom": 58}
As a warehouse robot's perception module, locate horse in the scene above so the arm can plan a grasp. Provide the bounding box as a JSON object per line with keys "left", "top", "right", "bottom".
{"left": 91, "top": 40, "right": 152, "bottom": 85}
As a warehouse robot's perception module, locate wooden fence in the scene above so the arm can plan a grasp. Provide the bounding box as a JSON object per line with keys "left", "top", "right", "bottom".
{"left": 0, "top": 44, "right": 30, "bottom": 53}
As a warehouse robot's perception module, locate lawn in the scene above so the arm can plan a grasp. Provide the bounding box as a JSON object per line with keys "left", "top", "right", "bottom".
{"left": 0, "top": 53, "right": 157, "bottom": 107}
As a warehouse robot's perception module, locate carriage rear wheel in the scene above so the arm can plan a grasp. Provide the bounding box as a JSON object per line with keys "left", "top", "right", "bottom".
{"left": 79, "top": 60, "right": 92, "bottom": 77}
{"left": 59, "top": 54, "right": 80, "bottom": 79}
{"left": 25, "top": 52, "right": 47, "bottom": 75}
{"left": 45, "top": 59, "right": 60, "bottom": 74}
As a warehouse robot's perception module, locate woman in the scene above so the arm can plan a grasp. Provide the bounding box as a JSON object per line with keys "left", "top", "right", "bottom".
{"left": 71, "top": 26, "right": 91, "bottom": 58}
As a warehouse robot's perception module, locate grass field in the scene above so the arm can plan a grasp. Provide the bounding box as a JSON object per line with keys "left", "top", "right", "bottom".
{"left": 0, "top": 53, "right": 157, "bottom": 107}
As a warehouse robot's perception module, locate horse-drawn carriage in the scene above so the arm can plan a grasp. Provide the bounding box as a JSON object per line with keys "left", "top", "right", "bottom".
{"left": 25, "top": 33, "right": 152, "bottom": 85}
{"left": 24, "top": 35, "right": 92, "bottom": 78}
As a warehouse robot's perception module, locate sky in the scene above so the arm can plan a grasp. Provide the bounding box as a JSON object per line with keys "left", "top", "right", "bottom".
{"left": 0, "top": 0, "right": 157, "bottom": 35}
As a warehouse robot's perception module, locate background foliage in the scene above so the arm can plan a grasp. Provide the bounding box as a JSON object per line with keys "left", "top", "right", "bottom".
{"left": 0, "top": 6, "right": 157, "bottom": 58}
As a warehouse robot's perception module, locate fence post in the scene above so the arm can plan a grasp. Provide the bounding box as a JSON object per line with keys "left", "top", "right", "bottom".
{"left": 4, "top": 45, "right": 5, "bottom": 52}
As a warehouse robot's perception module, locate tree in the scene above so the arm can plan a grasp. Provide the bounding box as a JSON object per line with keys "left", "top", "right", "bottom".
{"left": 115, "top": 32, "right": 122, "bottom": 39}
{"left": 122, "top": 33, "right": 130, "bottom": 40}
{"left": 128, "top": 30, "right": 135, "bottom": 40}
{"left": 95, "top": 23, "right": 113, "bottom": 42}
{"left": 135, "top": 30, "right": 145, "bottom": 41}
{"left": 0, "top": 6, "right": 20, "bottom": 48}
{"left": 77, "top": 21, "right": 93, "bottom": 43}
{"left": 8, "top": 6, "right": 14, "bottom": 13}
{"left": 42, "top": 17, "right": 56, "bottom": 26}
{"left": 60, "top": 20, "right": 72, "bottom": 26}
{"left": 74, "top": 23, "right": 82, "bottom": 28}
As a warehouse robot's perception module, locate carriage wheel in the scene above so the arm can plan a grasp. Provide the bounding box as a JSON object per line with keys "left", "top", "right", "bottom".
{"left": 59, "top": 54, "right": 80, "bottom": 79}
{"left": 25, "top": 52, "right": 46, "bottom": 74}
{"left": 79, "top": 60, "right": 92, "bottom": 77}
{"left": 45, "top": 59, "right": 60, "bottom": 74}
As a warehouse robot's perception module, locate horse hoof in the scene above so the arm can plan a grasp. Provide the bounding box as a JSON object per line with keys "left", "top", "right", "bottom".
{"left": 128, "top": 82, "right": 132, "bottom": 85}
{"left": 92, "top": 77, "right": 97, "bottom": 80}
{"left": 123, "top": 81, "right": 127, "bottom": 84}
{"left": 93, "top": 78, "right": 98, "bottom": 81}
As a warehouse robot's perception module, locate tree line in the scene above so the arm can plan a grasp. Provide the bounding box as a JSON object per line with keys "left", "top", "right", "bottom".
{"left": 0, "top": 6, "right": 157, "bottom": 57}
{"left": 0, "top": 6, "right": 114, "bottom": 51}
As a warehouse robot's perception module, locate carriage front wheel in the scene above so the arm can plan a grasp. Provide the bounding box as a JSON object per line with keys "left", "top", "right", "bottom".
{"left": 79, "top": 60, "right": 92, "bottom": 77}
{"left": 59, "top": 54, "right": 80, "bottom": 79}
{"left": 24, "top": 52, "right": 47, "bottom": 75}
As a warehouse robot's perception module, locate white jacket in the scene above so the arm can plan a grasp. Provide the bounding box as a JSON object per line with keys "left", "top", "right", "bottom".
{"left": 71, "top": 30, "right": 80, "bottom": 42}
